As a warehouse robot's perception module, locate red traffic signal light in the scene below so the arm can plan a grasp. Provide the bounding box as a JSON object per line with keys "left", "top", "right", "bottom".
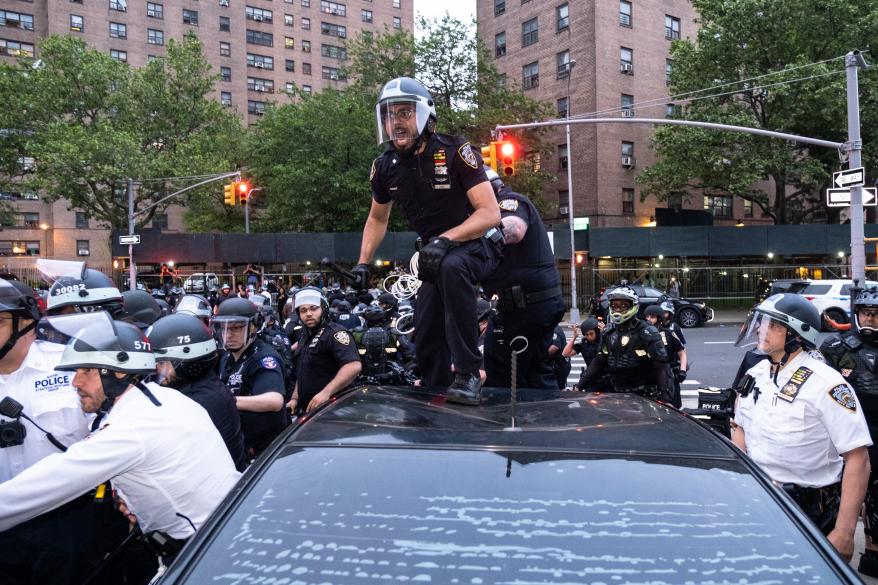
{"left": 499, "top": 141, "right": 516, "bottom": 176}
{"left": 237, "top": 181, "right": 250, "bottom": 204}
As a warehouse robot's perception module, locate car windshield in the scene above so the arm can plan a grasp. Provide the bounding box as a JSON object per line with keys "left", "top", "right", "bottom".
{"left": 802, "top": 284, "right": 832, "bottom": 295}
{"left": 180, "top": 448, "right": 842, "bottom": 584}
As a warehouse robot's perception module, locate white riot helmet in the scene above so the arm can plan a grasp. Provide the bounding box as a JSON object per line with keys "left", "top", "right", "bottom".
{"left": 174, "top": 294, "right": 212, "bottom": 321}
{"left": 376, "top": 77, "right": 437, "bottom": 150}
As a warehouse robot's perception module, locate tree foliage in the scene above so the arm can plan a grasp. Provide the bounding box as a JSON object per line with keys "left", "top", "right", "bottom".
{"left": 0, "top": 33, "right": 244, "bottom": 234}
{"left": 637, "top": 0, "right": 878, "bottom": 224}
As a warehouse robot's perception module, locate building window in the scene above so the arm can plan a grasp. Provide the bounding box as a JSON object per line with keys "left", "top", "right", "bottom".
{"left": 0, "top": 241, "right": 39, "bottom": 256}
{"left": 109, "top": 22, "right": 127, "bottom": 38}
{"left": 619, "top": 0, "right": 631, "bottom": 26}
{"left": 704, "top": 194, "right": 732, "bottom": 218}
{"left": 76, "top": 240, "right": 90, "bottom": 256}
{"left": 558, "top": 190, "right": 568, "bottom": 214}
{"left": 302, "top": 17, "right": 310, "bottom": 29}
{"left": 220, "top": 91, "right": 232, "bottom": 106}
{"left": 494, "top": 31, "right": 506, "bottom": 57}
{"left": 75, "top": 212, "right": 89, "bottom": 229}
{"left": 285, "top": 82, "right": 295, "bottom": 93}
{"left": 622, "top": 189, "right": 634, "bottom": 214}
{"left": 152, "top": 214, "right": 168, "bottom": 230}
{"left": 284, "top": 13, "right": 294, "bottom": 26}
{"left": 392, "top": 16, "right": 400, "bottom": 28}
{"left": 557, "top": 144, "right": 568, "bottom": 170}
{"left": 302, "top": 62, "right": 311, "bottom": 75}
{"left": 70, "top": 14, "right": 84, "bottom": 32}
{"left": 361, "top": 9, "right": 372, "bottom": 22}
{"left": 320, "top": 0, "right": 346, "bottom": 16}
{"left": 521, "top": 17, "right": 538, "bottom": 47}
{"left": 556, "top": 3, "right": 568, "bottom": 32}
{"left": 620, "top": 46, "right": 633, "bottom": 73}
{"left": 665, "top": 59, "right": 673, "bottom": 85}
{"left": 321, "top": 21, "right": 346, "bottom": 37}
{"left": 302, "top": 39, "right": 311, "bottom": 52}
{"left": 220, "top": 0, "right": 229, "bottom": 7}
{"left": 248, "top": 100, "right": 266, "bottom": 115}
{"left": 220, "top": 66, "right": 231, "bottom": 81}
{"left": 322, "top": 66, "right": 344, "bottom": 80}
{"left": 248, "top": 76, "right": 274, "bottom": 92}
{"left": 0, "top": 10, "right": 36, "bottom": 31}
{"left": 522, "top": 61, "right": 538, "bottom": 90}
{"left": 110, "top": 49, "right": 127, "bottom": 62}
{"left": 557, "top": 96, "right": 568, "bottom": 118}
{"left": 621, "top": 93, "right": 634, "bottom": 115}
{"left": 666, "top": 103, "right": 680, "bottom": 117}
{"left": 219, "top": 16, "right": 230, "bottom": 31}
{"left": 285, "top": 58, "right": 295, "bottom": 71}
{"left": 147, "top": 28, "right": 163, "bottom": 45}
{"left": 556, "top": 50, "right": 570, "bottom": 78}
{"left": 321, "top": 43, "right": 346, "bottom": 59}
{"left": 744, "top": 199, "right": 753, "bottom": 218}
{"left": 109, "top": 0, "right": 127, "bottom": 12}
{"left": 20, "top": 212, "right": 39, "bottom": 228}
{"left": 183, "top": 9, "right": 198, "bottom": 26}
{"left": 302, "top": 84, "right": 312, "bottom": 95}
{"left": 246, "top": 6, "right": 273, "bottom": 23}
{"left": 622, "top": 141, "right": 635, "bottom": 166}
{"left": 147, "top": 2, "right": 163, "bottom": 19}
{"left": 494, "top": 0, "right": 505, "bottom": 17}
{"left": 302, "top": 0, "right": 310, "bottom": 7}
{"left": 392, "top": 0, "right": 400, "bottom": 7}
{"left": 665, "top": 15, "right": 680, "bottom": 39}
{"left": 0, "top": 39, "right": 35, "bottom": 58}
{"left": 246, "top": 29, "right": 273, "bottom": 46}
{"left": 247, "top": 53, "right": 273, "bottom": 69}
{"left": 285, "top": 36, "right": 295, "bottom": 49}
{"left": 219, "top": 41, "right": 231, "bottom": 56}
{"left": 668, "top": 192, "right": 682, "bottom": 211}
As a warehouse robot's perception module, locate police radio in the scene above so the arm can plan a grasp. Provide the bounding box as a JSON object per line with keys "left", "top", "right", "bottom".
{"left": 0, "top": 396, "right": 68, "bottom": 452}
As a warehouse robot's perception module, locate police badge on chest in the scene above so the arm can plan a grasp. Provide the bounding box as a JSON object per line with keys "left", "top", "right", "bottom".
{"left": 432, "top": 149, "right": 450, "bottom": 189}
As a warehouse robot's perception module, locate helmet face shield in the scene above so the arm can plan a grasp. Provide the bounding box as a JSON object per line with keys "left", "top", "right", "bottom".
{"left": 735, "top": 310, "right": 788, "bottom": 354}
{"left": 41, "top": 312, "right": 156, "bottom": 373}
{"left": 376, "top": 98, "right": 432, "bottom": 147}
{"left": 211, "top": 315, "right": 253, "bottom": 352}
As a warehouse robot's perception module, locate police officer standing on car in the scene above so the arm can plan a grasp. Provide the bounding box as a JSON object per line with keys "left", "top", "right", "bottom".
{"left": 821, "top": 287, "right": 878, "bottom": 575}
{"left": 573, "top": 286, "right": 673, "bottom": 402}
{"left": 733, "top": 293, "right": 871, "bottom": 561}
{"left": 481, "top": 168, "right": 564, "bottom": 389}
{"left": 287, "top": 287, "right": 361, "bottom": 415}
{"left": 0, "top": 279, "right": 94, "bottom": 585}
{"left": 354, "top": 77, "right": 502, "bottom": 405}
{"left": 214, "top": 297, "right": 288, "bottom": 457}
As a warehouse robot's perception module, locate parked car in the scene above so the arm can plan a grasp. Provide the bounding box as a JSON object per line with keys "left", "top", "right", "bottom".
{"left": 791, "top": 278, "right": 878, "bottom": 331}
{"left": 589, "top": 284, "right": 714, "bottom": 328}
{"left": 182, "top": 272, "right": 219, "bottom": 293}
{"left": 156, "top": 386, "right": 860, "bottom": 584}
{"left": 758, "top": 278, "right": 811, "bottom": 303}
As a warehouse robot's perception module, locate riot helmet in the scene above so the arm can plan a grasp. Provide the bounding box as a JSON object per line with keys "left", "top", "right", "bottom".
{"left": 606, "top": 286, "right": 639, "bottom": 325}
{"left": 735, "top": 293, "right": 820, "bottom": 360}
{"left": 174, "top": 294, "right": 212, "bottom": 323}
{"left": 362, "top": 304, "right": 386, "bottom": 326}
{"left": 295, "top": 286, "right": 329, "bottom": 330}
{"left": 376, "top": 77, "right": 437, "bottom": 153}
{"left": 146, "top": 313, "right": 218, "bottom": 385}
{"left": 213, "top": 297, "right": 262, "bottom": 352}
{"left": 38, "top": 260, "right": 122, "bottom": 316}
{"left": 643, "top": 305, "right": 664, "bottom": 323}
{"left": 853, "top": 287, "right": 878, "bottom": 342}
{"left": 0, "top": 279, "right": 41, "bottom": 361}
{"left": 119, "top": 290, "right": 162, "bottom": 330}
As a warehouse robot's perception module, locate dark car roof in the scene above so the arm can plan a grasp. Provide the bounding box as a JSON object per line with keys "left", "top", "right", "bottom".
{"left": 291, "top": 386, "right": 734, "bottom": 459}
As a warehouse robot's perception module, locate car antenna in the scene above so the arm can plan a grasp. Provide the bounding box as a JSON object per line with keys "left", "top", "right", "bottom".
{"left": 506, "top": 336, "right": 528, "bottom": 431}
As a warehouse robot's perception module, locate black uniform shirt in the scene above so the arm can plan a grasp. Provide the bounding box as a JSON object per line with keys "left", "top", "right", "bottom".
{"left": 482, "top": 188, "right": 560, "bottom": 295}
{"left": 177, "top": 371, "right": 247, "bottom": 471}
{"left": 219, "top": 338, "right": 287, "bottom": 453}
{"left": 573, "top": 339, "right": 601, "bottom": 365}
{"left": 295, "top": 321, "right": 361, "bottom": 408}
{"left": 370, "top": 133, "right": 487, "bottom": 240}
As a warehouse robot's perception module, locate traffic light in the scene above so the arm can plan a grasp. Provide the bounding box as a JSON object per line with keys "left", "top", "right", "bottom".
{"left": 223, "top": 182, "right": 237, "bottom": 206}
{"left": 237, "top": 181, "right": 250, "bottom": 204}
{"left": 481, "top": 143, "right": 498, "bottom": 172}
{"left": 499, "top": 141, "right": 516, "bottom": 176}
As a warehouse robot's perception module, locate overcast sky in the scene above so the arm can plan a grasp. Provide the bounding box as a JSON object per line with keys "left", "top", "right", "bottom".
{"left": 414, "top": 0, "right": 476, "bottom": 37}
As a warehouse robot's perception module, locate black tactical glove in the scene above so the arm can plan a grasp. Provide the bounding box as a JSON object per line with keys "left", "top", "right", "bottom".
{"left": 675, "top": 369, "right": 687, "bottom": 383}
{"left": 351, "top": 263, "right": 370, "bottom": 290}
{"left": 418, "top": 237, "right": 458, "bottom": 281}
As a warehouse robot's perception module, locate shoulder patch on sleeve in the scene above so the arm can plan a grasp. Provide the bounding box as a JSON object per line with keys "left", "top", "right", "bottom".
{"left": 829, "top": 384, "right": 858, "bottom": 412}
{"left": 499, "top": 198, "right": 519, "bottom": 212}
{"left": 261, "top": 356, "right": 278, "bottom": 369}
{"left": 334, "top": 330, "right": 351, "bottom": 346}
{"left": 369, "top": 158, "right": 378, "bottom": 181}
{"left": 458, "top": 142, "right": 479, "bottom": 169}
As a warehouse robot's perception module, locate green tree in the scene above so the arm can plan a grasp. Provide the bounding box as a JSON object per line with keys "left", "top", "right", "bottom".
{"left": 1, "top": 33, "right": 244, "bottom": 241}
{"left": 636, "top": 0, "right": 878, "bottom": 224}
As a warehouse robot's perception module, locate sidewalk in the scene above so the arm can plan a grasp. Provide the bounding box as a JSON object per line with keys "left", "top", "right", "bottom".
{"left": 560, "top": 308, "right": 748, "bottom": 327}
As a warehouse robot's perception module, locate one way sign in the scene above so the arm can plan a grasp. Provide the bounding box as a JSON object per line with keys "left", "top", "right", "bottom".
{"left": 833, "top": 167, "right": 865, "bottom": 188}
{"left": 826, "top": 187, "right": 877, "bottom": 207}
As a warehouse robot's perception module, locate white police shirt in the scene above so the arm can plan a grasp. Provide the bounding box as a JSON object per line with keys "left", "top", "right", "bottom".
{"left": 735, "top": 350, "right": 872, "bottom": 487}
{"left": 0, "top": 382, "right": 242, "bottom": 539}
{"left": 0, "top": 340, "right": 91, "bottom": 482}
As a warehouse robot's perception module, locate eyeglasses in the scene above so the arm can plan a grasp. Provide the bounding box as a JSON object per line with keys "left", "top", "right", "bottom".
{"left": 385, "top": 108, "right": 415, "bottom": 121}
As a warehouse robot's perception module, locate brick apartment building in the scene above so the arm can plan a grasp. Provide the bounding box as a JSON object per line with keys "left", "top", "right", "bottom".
{"left": 0, "top": 0, "right": 413, "bottom": 268}
{"left": 476, "top": 0, "right": 770, "bottom": 229}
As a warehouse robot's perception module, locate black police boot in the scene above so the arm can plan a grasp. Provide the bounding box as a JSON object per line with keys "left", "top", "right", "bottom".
{"left": 446, "top": 372, "right": 482, "bottom": 405}
{"left": 859, "top": 550, "right": 878, "bottom": 578}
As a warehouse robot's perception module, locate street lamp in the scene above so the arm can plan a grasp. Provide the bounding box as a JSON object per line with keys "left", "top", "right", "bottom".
{"left": 40, "top": 223, "right": 49, "bottom": 258}
{"left": 565, "top": 59, "right": 579, "bottom": 323}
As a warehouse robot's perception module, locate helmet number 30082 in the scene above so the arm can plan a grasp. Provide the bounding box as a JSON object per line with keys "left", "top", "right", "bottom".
{"left": 53, "top": 283, "right": 86, "bottom": 295}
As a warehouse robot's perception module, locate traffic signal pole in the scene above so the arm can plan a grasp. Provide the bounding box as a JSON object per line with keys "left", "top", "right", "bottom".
{"left": 846, "top": 50, "right": 868, "bottom": 283}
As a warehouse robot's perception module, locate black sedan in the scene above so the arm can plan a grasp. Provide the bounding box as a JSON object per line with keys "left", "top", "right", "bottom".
{"left": 590, "top": 284, "right": 714, "bottom": 328}
{"left": 157, "top": 386, "right": 858, "bottom": 584}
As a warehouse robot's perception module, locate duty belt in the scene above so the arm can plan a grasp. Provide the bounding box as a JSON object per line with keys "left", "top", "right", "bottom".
{"left": 497, "top": 284, "right": 562, "bottom": 312}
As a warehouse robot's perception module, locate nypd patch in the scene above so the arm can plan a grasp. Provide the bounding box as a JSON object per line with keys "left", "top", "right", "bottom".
{"left": 458, "top": 142, "right": 479, "bottom": 169}
{"left": 334, "top": 331, "right": 351, "bottom": 345}
{"left": 261, "top": 356, "right": 278, "bottom": 370}
{"left": 499, "top": 198, "right": 519, "bottom": 212}
{"left": 829, "top": 384, "right": 857, "bottom": 411}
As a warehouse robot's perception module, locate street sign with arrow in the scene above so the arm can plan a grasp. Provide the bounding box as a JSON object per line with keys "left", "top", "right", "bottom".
{"left": 833, "top": 167, "right": 865, "bottom": 188}
{"left": 826, "top": 187, "right": 877, "bottom": 207}
{"left": 119, "top": 234, "right": 141, "bottom": 245}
